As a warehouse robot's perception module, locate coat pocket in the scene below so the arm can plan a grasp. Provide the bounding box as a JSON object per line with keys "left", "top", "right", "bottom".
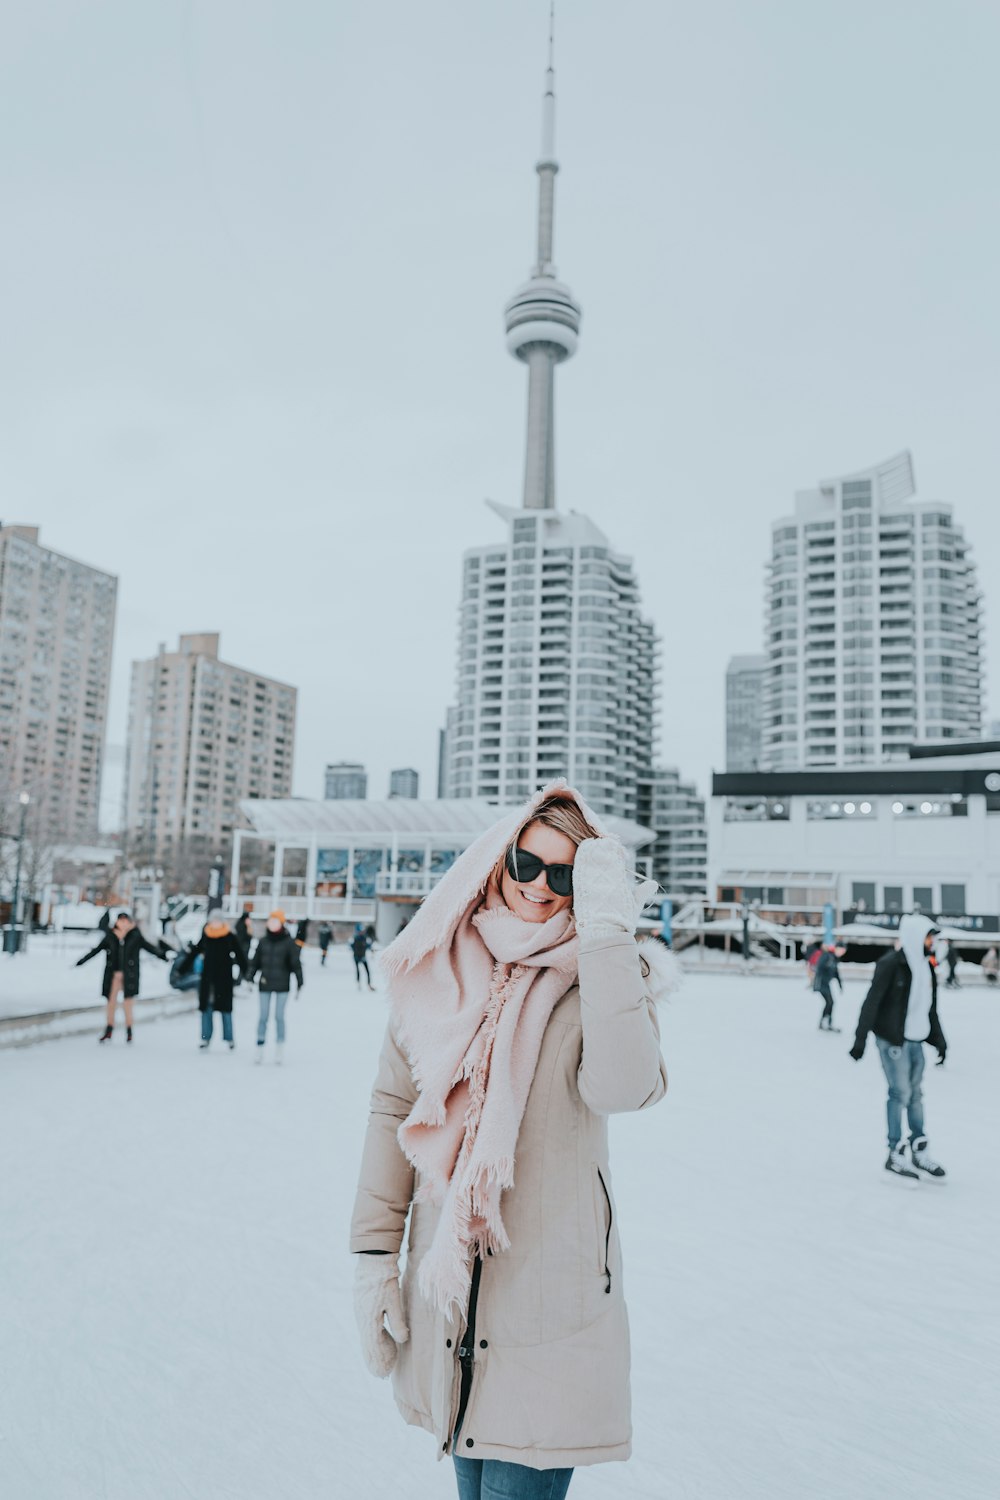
{"left": 592, "top": 1165, "right": 613, "bottom": 1291}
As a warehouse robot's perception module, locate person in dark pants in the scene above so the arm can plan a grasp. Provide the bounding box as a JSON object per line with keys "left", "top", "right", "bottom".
{"left": 850, "top": 914, "right": 947, "bottom": 1181}
{"left": 182, "top": 918, "right": 246, "bottom": 1050}
{"left": 295, "top": 917, "right": 310, "bottom": 950}
{"left": 232, "top": 908, "right": 252, "bottom": 968}
{"left": 351, "top": 926, "right": 375, "bottom": 991}
{"left": 814, "top": 944, "right": 844, "bottom": 1031}
{"left": 946, "top": 943, "right": 961, "bottom": 989}
{"left": 77, "top": 911, "right": 167, "bottom": 1044}
{"left": 318, "top": 921, "right": 333, "bottom": 966}
{"left": 248, "top": 910, "right": 304, "bottom": 1064}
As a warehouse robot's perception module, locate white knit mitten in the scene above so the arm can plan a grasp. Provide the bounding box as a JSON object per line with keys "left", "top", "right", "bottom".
{"left": 353, "top": 1254, "right": 409, "bottom": 1378}
{"left": 573, "top": 838, "right": 657, "bottom": 943}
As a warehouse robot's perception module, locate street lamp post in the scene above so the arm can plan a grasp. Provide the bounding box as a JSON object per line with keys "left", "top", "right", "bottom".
{"left": 5, "top": 792, "right": 31, "bottom": 956}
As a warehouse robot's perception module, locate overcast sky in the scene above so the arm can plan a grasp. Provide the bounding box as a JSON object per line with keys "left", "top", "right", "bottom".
{"left": 4, "top": 0, "right": 999, "bottom": 830}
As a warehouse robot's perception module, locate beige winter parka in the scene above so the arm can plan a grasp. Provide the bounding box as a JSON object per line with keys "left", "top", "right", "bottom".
{"left": 350, "top": 930, "right": 668, "bottom": 1470}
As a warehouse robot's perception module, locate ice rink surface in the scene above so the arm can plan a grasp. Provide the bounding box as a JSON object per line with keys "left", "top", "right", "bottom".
{"left": 2, "top": 949, "right": 997, "bottom": 1500}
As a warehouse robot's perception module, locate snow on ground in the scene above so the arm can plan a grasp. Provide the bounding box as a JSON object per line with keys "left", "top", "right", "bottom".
{"left": 1, "top": 949, "right": 997, "bottom": 1500}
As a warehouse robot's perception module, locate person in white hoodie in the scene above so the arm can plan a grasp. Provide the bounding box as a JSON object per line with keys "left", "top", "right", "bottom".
{"left": 849, "top": 913, "right": 947, "bottom": 1181}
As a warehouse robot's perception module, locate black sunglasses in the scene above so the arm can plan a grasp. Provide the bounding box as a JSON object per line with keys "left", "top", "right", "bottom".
{"left": 504, "top": 846, "right": 574, "bottom": 897}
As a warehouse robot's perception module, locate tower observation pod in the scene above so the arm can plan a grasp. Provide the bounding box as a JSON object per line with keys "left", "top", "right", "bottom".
{"left": 503, "top": 7, "right": 581, "bottom": 511}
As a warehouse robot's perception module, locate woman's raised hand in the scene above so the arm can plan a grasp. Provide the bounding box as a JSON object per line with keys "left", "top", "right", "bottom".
{"left": 573, "top": 838, "right": 657, "bottom": 943}
{"left": 353, "top": 1254, "right": 410, "bottom": 1379}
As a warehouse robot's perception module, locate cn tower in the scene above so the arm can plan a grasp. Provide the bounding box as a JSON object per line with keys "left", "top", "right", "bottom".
{"left": 503, "top": 7, "right": 581, "bottom": 511}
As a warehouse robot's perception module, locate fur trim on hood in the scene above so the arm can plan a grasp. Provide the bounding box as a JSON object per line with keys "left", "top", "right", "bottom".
{"left": 637, "top": 937, "right": 683, "bottom": 1001}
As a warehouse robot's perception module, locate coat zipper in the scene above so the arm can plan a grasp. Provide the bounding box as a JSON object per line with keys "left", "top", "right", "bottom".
{"left": 451, "top": 1255, "right": 483, "bottom": 1448}
{"left": 597, "top": 1168, "right": 613, "bottom": 1294}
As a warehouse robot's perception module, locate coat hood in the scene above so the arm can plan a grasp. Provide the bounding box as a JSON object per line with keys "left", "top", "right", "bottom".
{"left": 382, "top": 780, "right": 611, "bottom": 978}
{"left": 898, "top": 913, "right": 938, "bottom": 973}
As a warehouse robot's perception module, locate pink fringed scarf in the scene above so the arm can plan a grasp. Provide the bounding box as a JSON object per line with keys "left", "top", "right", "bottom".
{"left": 393, "top": 891, "right": 577, "bottom": 1317}
{"left": 382, "top": 782, "right": 603, "bottom": 1318}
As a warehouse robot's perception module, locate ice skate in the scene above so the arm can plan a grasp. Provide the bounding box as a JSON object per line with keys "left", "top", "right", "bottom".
{"left": 98, "top": 1026, "right": 113, "bottom": 1044}
{"left": 228, "top": 1040, "right": 236, "bottom": 1051}
{"left": 126, "top": 1027, "right": 133, "bottom": 1044}
{"left": 199, "top": 1039, "right": 210, "bottom": 1050}
{"left": 275, "top": 1042, "right": 284, "bottom": 1066}
{"left": 909, "top": 1136, "right": 946, "bottom": 1181}
{"left": 884, "top": 1144, "right": 919, "bottom": 1183}
{"left": 254, "top": 1043, "right": 265, "bottom": 1064}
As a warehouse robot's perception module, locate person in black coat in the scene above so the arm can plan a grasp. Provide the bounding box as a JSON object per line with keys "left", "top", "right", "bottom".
{"left": 813, "top": 945, "right": 844, "bottom": 1031}
{"left": 248, "top": 910, "right": 304, "bottom": 1063}
{"left": 318, "top": 921, "right": 333, "bottom": 966}
{"left": 181, "top": 918, "right": 246, "bottom": 1050}
{"left": 849, "top": 914, "right": 947, "bottom": 1182}
{"left": 232, "top": 909, "right": 252, "bottom": 968}
{"left": 77, "top": 912, "right": 167, "bottom": 1045}
{"left": 351, "top": 926, "right": 375, "bottom": 991}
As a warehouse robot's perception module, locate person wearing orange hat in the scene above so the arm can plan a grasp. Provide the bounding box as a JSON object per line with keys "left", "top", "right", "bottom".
{"left": 247, "top": 910, "right": 304, "bottom": 1064}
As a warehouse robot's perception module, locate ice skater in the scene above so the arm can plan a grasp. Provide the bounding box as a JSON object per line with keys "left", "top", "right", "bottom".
{"left": 77, "top": 911, "right": 167, "bottom": 1045}
{"left": 318, "top": 921, "right": 333, "bottom": 965}
{"left": 248, "top": 909, "right": 303, "bottom": 1063}
{"left": 351, "top": 786, "right": 671, "bottom": 1494}
{"left": 351, "top": 925, "right": 375, "bottom": 991}
{"left": 181, "top": 916, "right": 246, "bottom": 1050}
{"left": 814, "top": 944, "right": 844, "bottom": 1030}
{"left": 849, "top": 914, "right": 947, "bottom": 1182}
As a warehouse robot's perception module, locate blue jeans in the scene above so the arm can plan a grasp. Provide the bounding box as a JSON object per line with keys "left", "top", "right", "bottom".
{"left": 875, "top": 1037, "right": 925, "bottom": 1148}
{"left": 201, "top": 1008, "right": 233, "bottom": 1043}
{"left": 257, "top": 989, "right": 288, "bottom": 1044}
{"left": 453, "top": 1457, "right": 573, "bottom": 1499}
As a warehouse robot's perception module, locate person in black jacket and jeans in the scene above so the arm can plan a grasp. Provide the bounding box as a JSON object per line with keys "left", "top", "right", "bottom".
{"left": 77, "top": 911, "right": 167, "bottom": 1044}
{"left": 850, "top": 913, "right": 947, "bottom": 1182}
{"left": 248, "top": 909, "right": 303, "bottom": 1064}
{"left": 813, "top": 944, "right": 844, "bottom": 1031}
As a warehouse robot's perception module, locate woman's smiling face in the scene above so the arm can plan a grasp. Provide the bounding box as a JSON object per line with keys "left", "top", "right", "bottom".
{"left": 499, "top": 819, "right": 577, "bottom": 924}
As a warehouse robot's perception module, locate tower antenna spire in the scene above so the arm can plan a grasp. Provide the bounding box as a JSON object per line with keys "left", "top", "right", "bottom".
{"left": 503, "top": 4, "right": 581, "bottom": 510}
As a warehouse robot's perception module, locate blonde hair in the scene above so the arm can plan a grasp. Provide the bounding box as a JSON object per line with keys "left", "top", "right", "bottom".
{"left": 489, "top": 795, "right": 600, "bottom": 897}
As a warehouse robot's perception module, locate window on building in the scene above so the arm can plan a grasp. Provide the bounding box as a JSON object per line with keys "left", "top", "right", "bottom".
{"left": 940, "top": 883, "right": 966, "bottom": 916}
{"left": 883, "top": 886, "right": 904, "bottom": 913}
{"left": 851, "top": 882, "right": 877, "bottom": 912}
{"left": 913, "top": 886, "right": 934, "bottom": 912}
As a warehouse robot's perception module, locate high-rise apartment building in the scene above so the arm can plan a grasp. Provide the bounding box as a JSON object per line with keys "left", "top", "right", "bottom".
{"left": 445, "top": 506, "right": 657, "bottom": 820}
{"left": 0, "top": 524, "right": 117, "bottom": 838}
{"left": 324, "top": 762, "right": 367, "bottom": 800}
{"left": 637, "top": 768, "right": 708, "bottom": 898}
{"left": 726, "top": 654, "right": 768, "bottom": 771}
{"left": 122, "top": 633, "right": 296, "bottom": 863}
{"left": 389, "top": 768, "right": 419, "bottom": 799}
{"left": 761, "top": 452, "right": 982, "bottom": 768}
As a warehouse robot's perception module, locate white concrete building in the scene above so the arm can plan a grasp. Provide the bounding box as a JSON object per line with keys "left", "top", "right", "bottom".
{"left": 637, "top": 767, "right": 708, "bottom": 898}
{"left": 710, "top": 741, "right": 1000, "bottom": 936}
{"left": 762, "top": 452, "right": 982, "bottom": 769}
{"left": 725, "top": 654, "right": 767, "bottom": 772}
{"left": 0, "top": 524, "right": 117, "bottom": 839}
{"left": 122, "top": 634, "right": 296, "bottom": 866}
{"left": 444, "top": 505, "right": 657, "bottom": 823}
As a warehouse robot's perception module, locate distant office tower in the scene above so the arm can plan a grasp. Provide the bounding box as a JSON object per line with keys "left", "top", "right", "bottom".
{"left": 761, "top": 452, "right": 982, "bottom": 768}
{"left": 122, "top": 633, "right": 296, "bottom": 864}
{"left": 637, "top": 768, "right": 707, "bottom": 898}
{"left": 324, "top": 761, "right": 367, "bottom": 800}
{"left": 389, "top": 768, "right": 419, "bottom": 799}
{"left": 726, "top": 655, "right": 768, "bottom": 771}
{"left": 0, "top": 524, "right": 117, "bottom": 839}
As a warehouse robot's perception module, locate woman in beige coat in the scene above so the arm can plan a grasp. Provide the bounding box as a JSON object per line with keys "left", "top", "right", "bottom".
{"left": 351, "top": 783, "right": 672, "bottom": 1498}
